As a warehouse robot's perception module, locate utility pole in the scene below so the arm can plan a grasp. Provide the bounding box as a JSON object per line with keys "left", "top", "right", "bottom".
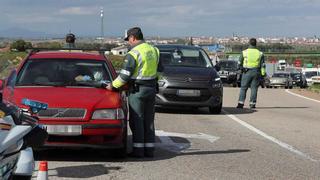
{"left": 100, "top": 7, "right": 104, "bottom": 44}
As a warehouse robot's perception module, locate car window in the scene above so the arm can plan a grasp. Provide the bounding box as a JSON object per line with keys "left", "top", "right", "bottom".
{"left": 159, "top": 48, "right": 212, "bottom": 68}
{"left": 6, "top": 70, "right": 17, "bottom": 88}
{"left": 273, "top": 73, "right": 289, "bottom": 78}
{"left": 218, "top": 61, "right": 238, "bottom": 71}
{"left": 304, "top": 71, "right": 318, "bottom": 78}
{"left": 16, "top": 59, "right": 111, "bottom": 87}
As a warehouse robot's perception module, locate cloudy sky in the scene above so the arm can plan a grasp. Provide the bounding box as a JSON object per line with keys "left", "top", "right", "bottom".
{"left": 0, "top": 0, "right": 319, "bottom": 37}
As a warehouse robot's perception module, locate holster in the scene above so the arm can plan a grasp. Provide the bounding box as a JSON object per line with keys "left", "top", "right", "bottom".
{"left": 128, "top": 81, "right": 139, "bottom": 93}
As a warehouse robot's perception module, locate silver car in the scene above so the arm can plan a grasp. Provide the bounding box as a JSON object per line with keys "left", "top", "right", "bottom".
{"left": 269, "top": 72, "right": 293, "bottom": 89}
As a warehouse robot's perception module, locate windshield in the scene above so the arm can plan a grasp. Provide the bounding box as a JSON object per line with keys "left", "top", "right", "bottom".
{"left": 273, "top": 73, "right": 289, "bottom": 78}
{"left": 304, "top": 71, "right": 318, "bottom": 78}
{"left": 16, "top": 59, "right": 111, "bottom": 87}
{"left": 218, "top": 61, "right": 238, "bottom": 71}
{"left": 159, "top": 48, "right": 213, "bottom": 68}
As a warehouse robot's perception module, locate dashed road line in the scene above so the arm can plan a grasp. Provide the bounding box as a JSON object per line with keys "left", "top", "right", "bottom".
{"left": 222, "top": 109, "right": 318, "bottom": 162}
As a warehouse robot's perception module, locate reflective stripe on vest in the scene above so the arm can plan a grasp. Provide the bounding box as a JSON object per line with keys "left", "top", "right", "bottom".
{"left": 128, "top": 43, "right": 159, "bottom": 80}
{"left": 242, "top": 49, "right": 262, "bottom": 68}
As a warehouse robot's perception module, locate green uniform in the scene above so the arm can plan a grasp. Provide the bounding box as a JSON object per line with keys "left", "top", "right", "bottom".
{"left": 112, "top": 41, "right": 160, "bottom": 156}
{"left": 238, "top": 45, "right": 265, "bottom": 107}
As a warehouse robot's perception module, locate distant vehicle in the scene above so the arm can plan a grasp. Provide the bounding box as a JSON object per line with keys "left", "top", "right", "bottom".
{"left": 311, "top": 76, "right": 320, "bottom": 84}
{"left": 216, "top": 60, "right": 240, "bottom": 87}
{"left": 303, "top": 70, "right": 320, "bottom": 86}
{"left": 1, "top": 49, "right": 128, "bottom": 157}
{"left": 284, "top": 67, "right": 307, "bottom": 88}
{"left": 155, "top": 44, "right": 223, "bottom": 114}
{"left": 269, "top": 72, "right": 293, "bottom": 89}
{"left": 277, "top": 60, "right": 287, "bottom": 70}
{"left": 289, "top": 72, "right": 307, "bottom": 88}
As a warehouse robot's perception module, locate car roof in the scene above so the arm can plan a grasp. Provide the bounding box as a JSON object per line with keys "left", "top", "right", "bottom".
{"left": 155, "top": 44, "right": 202, "bottom": 50}
{"left": 29, "top": 51, "right": 105, "bottom": 61}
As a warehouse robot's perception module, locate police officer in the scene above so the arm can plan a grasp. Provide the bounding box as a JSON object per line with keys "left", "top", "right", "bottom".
{"left": 106, "top": 27, "right": 160, "bottom": 158}
{"left": 64, "top": 33, "right": 76, "bottom": 49}
{"left": 237, "top": 38, "right": 266, "bottom": 109}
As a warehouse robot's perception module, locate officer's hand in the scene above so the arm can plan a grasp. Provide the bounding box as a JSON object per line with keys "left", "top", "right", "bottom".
{"left": 75, "top": 75, "right": 83, "bottom": 81}
{"left": 106, "top": 83, "right": 113, "bottom": 90}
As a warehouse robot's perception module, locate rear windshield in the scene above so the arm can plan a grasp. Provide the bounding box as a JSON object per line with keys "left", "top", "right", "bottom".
{"left": 16, "top": 59, "right": 112, "bottom": 87}
{"left": 273, "top": 73, "right": 289, "bottom": 78}
{"left": 304, "top": 71, "right": 318, "bottom": 78}
{"left": 159, "top": 48, "right": 213, "bottom": 68}
{"left": 218, "top": 61, "right": 238, "bottom": 71}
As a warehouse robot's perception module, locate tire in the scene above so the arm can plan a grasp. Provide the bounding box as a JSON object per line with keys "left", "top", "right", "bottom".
{"left": 209, "top": 103, "right": 222, "bottom": 114}
{"left": 113, "top": 128, "right": 128, "bottom": 158}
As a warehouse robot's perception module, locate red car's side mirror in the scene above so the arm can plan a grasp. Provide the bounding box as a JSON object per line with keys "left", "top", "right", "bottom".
{"left": 0, "top": 79, "right": 4, "bottom": 90}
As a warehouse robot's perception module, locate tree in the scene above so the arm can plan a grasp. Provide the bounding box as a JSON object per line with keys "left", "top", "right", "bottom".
{"left": 10, "top": 39, "right": 33, "bottom": 51}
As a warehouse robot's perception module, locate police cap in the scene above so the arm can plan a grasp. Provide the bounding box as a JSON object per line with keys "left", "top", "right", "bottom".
{"left": 124, "top": 27, "right": 143, "bottom": 41}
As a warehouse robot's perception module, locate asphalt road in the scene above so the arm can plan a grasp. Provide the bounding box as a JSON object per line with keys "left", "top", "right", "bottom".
{"left": 32, "top": 87, "right": 320, "bottom": 180}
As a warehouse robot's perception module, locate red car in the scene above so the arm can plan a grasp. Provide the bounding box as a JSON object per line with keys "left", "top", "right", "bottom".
{"left": 1, "top": 50, "right": 128, "bottom": 156}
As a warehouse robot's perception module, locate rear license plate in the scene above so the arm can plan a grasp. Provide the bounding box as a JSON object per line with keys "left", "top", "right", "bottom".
{"left": 177, "top": 89, "right": 201, "bottom": 97}
{"left": 44, "top": 125, "right": 82, "bottom": 136}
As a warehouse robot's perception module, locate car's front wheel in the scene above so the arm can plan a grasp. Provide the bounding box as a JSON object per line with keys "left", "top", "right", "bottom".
{"left": 209, "top": 103, "right": 222, "bottom": 114}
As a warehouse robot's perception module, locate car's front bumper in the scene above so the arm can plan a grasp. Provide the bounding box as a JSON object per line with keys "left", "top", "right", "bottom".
{"left": 39, "top": 120, "right": 127, "bottom": 148}
{"left": 156, "top": 82, "right": 223, "bottom": 108}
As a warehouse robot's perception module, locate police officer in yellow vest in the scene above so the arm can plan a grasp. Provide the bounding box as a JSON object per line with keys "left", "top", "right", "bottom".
{"left": 237, "top": 38, "right": 266, "bottom": 109}
{"left": 106, "top": 27, "right": 160, "bottom": 158}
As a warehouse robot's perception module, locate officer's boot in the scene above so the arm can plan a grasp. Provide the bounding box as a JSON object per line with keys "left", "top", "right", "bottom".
{"left": 236, "top": 103, "right": 244, "bottom": 109}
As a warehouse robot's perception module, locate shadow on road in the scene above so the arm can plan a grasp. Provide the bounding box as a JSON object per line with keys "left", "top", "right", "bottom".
{"left": 49, "top": 164, "right": 121, "bottom": 179}
{"left": 255, "top": 106, "right": 309, "bottom": 109}
{"left": 156, "top": 106, "right": 255, "bottom": 115}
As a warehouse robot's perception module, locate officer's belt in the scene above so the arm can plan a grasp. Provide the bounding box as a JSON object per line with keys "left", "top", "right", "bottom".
{"left": 135, "top": 79, "right": 157, "bottom": 87}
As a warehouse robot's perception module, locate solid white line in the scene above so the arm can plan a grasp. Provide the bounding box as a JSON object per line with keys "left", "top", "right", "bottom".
{"left": 285, "top": 89, "right": 320, "bottom": 103}
{"left": 222, "top": 110, "right": 318, "bottom": 162}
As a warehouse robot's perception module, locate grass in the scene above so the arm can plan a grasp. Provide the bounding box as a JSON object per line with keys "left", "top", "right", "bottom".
{"left": 310, "top": 83, "right": 320, "bottom": 93}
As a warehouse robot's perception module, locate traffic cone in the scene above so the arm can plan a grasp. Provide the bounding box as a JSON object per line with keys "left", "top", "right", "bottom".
{"left": 36, "top": 161, "right": 48, "bottom": 180}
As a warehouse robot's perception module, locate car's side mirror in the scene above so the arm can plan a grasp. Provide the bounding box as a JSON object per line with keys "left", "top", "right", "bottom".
{"left": 0, "top": 79, "right": 4, "bottom": 90}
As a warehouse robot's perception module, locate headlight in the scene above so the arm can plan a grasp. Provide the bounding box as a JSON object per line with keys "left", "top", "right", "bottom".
{"left": 214, "top": 77, "right": 221, "bottom": 81}
{"left": 92, "top": 108, "right": 125, "bottom": 119}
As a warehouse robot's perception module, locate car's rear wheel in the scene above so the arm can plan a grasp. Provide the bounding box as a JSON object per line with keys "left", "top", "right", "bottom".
{"left": 209, "top": 102, "right": 222, "bottom": 114}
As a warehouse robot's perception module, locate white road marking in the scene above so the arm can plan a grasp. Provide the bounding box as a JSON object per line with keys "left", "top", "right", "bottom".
{"left": 285, "top": 89, "right": 320, "bottom": 103}
{"left": 222, "top": 110, "right": 318, "bottom": 162}
{"left": 155, "top": 130, "right": 219, "bottom": 153}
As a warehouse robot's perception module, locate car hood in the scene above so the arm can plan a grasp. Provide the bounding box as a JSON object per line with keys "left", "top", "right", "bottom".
{"left": 13, "top": 87, "right": 122, "bottom": 109}
{"left": 163, "top": 66, "right": 218, "bottom": 81}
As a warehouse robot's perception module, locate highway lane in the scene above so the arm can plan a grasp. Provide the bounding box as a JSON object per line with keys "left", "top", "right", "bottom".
{"left": 32, "top": 87, "right": 320, "bottom": 179}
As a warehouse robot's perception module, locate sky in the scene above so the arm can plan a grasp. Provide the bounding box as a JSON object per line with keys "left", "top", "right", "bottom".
{"left": 0, "top": 0, "right": 320, "bottom": 38}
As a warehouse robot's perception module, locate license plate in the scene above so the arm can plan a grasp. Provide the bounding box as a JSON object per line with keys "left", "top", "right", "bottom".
{"left": 177, "top": 89, "right": 201, "bottom": 97}
{"left": 44, "top": 125, "right": 82, "bottom": 136}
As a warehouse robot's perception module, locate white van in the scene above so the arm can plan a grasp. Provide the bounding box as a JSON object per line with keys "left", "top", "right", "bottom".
{"left": 278, "top": 60, "right": 287, "bottom": 70}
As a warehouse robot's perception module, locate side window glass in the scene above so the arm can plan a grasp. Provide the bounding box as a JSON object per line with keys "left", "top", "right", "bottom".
{"left": 6, "top": 70, "right": 17, "bottom": 88}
